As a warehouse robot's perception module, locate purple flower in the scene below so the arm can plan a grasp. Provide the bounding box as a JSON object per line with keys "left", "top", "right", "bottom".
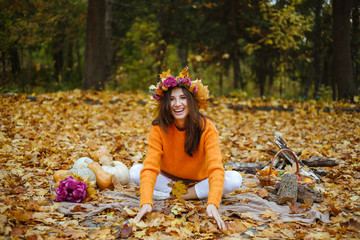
{"left": 163, "top": 76, "right": 177, "bottom": 88}
{"left": 193, "top": 86, "right": 198, "bottom": 93}
{"left": 55, "top": 176, "right": 88, "bottom": 203}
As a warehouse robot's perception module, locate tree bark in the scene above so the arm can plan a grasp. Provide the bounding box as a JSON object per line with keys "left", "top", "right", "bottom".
{"left": 83, "top": 0, "right": 110, "bottom": 90}
{"left": 333, "top": 0, "right": 356, "bottom": 100}
{"left": 278, "top": 173, "right": 298, "bottom": 204}
{"left": 297, "top": 185, "right": 323, "bottom": 203}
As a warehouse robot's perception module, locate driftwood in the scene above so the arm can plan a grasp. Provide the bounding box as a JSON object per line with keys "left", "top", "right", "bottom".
{"left": 268, "top": 149, "right": 337, "bottom": 168}
{"left": 274, "top": 134, "right": 322, "bottom": 183}
{"left": 302, "top": 156, "right": 338, "bottom": 167}
{"left": 278, "top": 173, "right": 298, "bottom": 204}
{"left": 311, "top": 168, "right": 329, "bottom": 176}
{"left": 224, "top": 162, "right": 267, "bottom": 174}
{"left": 266, "top": 181, "right": 323, "bottom": 205}
{"left": 297, "top": 185, "right": 323, "bottom": 203}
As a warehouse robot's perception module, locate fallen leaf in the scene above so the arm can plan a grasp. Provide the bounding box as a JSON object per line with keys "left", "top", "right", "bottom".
{"left": 70, "top": 205, "right": 88, "bottom": 213}
{"left": 120, "top": 223, "right": 132, "bottom": 238}
{"left": 123, "top": 206, "right": 137, "bottom": 217}
{"left": 260, "top": 209, "right": 279, "bottom": 220}
{"left": 287, "top": 201, "right": 307, "bottom": 214}
{"left": 256, "top": 188, "right": 268, "bottom": 198}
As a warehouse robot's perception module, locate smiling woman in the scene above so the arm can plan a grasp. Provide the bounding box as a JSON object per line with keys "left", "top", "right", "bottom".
{"left": 129, "top": 67, "right": 243, "bottom": 230}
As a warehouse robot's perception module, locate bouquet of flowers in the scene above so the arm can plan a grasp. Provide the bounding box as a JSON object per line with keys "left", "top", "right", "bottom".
{"left": 55, "top": 176, "right": 88, "bottom": 203}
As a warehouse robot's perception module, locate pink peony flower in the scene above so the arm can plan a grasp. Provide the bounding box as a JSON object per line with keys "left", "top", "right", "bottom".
{"left": 55, "top": 176, "right": 88, "bottom": 203}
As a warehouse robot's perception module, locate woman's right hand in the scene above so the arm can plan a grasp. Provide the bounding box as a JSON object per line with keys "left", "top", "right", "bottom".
{"left": 134, "top": 204, "right": 152, "bottom": 222}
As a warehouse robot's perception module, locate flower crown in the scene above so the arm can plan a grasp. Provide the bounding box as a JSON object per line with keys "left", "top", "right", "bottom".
{"left": 148, "top": 67, "right": 210, "bottom": 114}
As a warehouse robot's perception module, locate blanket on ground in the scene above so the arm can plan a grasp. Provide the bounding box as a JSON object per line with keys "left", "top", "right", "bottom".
{"left": 56, "top": 191, "right": 329, "bottom": 224}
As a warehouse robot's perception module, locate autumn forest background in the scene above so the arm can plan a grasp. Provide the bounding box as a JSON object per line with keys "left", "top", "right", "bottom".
{"left": 1, "top": 0, "right": 359, "bottom": 100}
{"left": 1, "top": 0, "right": 360, "bottom": 239}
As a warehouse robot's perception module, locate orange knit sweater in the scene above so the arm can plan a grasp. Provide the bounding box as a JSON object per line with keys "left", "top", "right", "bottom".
{"left": 140, "top": 118, "right": 225, "bottom": 208}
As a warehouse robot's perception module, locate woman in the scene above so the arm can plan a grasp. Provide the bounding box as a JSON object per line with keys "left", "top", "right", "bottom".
{"left": 130, "top": 67, "right": 242, "bottom": 230}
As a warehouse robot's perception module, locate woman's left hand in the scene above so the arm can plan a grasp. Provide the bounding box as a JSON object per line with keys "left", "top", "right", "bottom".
{"left": 206, "top": 204, "right": 226, "bottom": 230}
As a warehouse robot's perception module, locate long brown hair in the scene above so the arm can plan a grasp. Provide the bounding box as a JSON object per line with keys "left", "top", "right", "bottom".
{"left": 152, "top": 86, "right": 206, "bottom": 156}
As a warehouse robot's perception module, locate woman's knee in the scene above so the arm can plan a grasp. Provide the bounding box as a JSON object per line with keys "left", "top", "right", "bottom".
{"left": 129, "top": 164, "right": 143, "bottom": 185}
{"left": 223, "top": 170, "right": 242, "bottom": 194}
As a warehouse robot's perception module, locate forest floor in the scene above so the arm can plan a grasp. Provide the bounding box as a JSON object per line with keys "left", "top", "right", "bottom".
{"left": 1, "top": 90, "right": 359, "bottom": 239}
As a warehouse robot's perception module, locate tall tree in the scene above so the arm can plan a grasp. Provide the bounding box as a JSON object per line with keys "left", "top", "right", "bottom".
{"left": 333, "top": 0, "right": 356, "bottom": 99}
{"left": 83, "top": 0, "right": 111, "bottom": 90}
{"left": 352, "top": 0, "right": 360, "bottom": 88}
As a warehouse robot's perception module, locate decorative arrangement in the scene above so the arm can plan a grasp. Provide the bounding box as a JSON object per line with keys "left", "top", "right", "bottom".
{"left": 52, "top": 146, "right": 130, "bottom": 202}
{"left": 148, "top": 67, "right": 210, "bottom": 115}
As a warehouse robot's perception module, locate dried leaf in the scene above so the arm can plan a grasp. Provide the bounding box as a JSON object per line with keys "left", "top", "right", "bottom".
{"left": 260, "top": 209, "right": 279, "bottom": 220}
{"left": 120, "top": 223, "right": 132, "bottom": 238}
{"left": 169, "top": 180, "right": 188, "bottom": 203}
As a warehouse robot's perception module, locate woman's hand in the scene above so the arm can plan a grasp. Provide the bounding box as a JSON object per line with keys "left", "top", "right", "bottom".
{"left": 134, "top": 204, "right": 152, "bottom": 222}
{"left": 206, "top": 204, "right": 226, "bottom": 230}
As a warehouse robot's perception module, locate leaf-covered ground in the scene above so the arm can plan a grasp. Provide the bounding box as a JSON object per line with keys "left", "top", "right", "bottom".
{"left": 1, "top": 90, "right": 359, "bottom": 239}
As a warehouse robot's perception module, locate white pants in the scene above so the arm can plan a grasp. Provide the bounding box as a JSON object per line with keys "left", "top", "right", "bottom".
{"left": 129, "top": 164, "right": 242, "bottom": 199}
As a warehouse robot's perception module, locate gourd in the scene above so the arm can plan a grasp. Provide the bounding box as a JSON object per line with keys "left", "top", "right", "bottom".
{"left": 102, "top": 161, "right": 130, "bottom": 185}
{"left": 87, "top": 162, "right": 113, "bottom": 190}
{"left": 53, "top": 170, "right": 69, "bottom": 182}
{"left": 93, "top": 147, "right": 111, "bottom": 162}
{"left": 67, "top": 166, "right": 96, "bottom": 182}
{"left": 73, "top": 157, "right": 94, "bottom": 168}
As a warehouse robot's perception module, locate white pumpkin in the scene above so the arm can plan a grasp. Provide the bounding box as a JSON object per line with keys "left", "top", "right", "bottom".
{"left": 73, "top": 157, "right": 94, "bottom": 168}
{"left": 67, "top": 167, "right": 96, "bottom": 182}
{"left": 102, "top": 161, "right": 129, "bottom": 185}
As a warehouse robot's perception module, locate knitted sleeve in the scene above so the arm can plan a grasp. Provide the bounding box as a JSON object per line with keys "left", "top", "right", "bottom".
{"left": 204, "top": 121, "right": 225, "bottom": 208}
{"left": 139, "top": 126, "right": 163, "bottom": 207}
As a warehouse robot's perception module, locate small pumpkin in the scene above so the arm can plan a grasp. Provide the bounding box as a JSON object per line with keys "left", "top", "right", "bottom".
{"left": 102, "top": 161, "right": 130, "bottom": 185}
{"left": 93, "top": 147, "right": 111, "bottom": 162}
{"left": 87, "top": 162, "right": 114, "bottom": 190}
{"left": 67, "top": 167, "right": 96, "bottom": 182}
{"left": 53, "top": 170, "right": 69, "bottom": 182}
{"left": 73, "top": 157, "right": 94, "bottom": 168}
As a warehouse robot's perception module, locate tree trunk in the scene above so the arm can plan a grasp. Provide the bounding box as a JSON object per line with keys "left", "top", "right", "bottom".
{"left": 52, "top": 33, "right": 64, "bottom": 82}
{"left": 231, "top": 0, "right": 240, "bottom": 89}
{"left": 83, "top": 0, "right": 110, "bottom": 90}
{"left": 352, "top": 0, "right": 360, "bottom": 88}
{"left": 333, "top": 0, "right": 356, "bottom": 100}
{"left": 313, "top": 0, "right": 323, "bottom": 98}
{"left": 10, "top": 48, "right": 21, "bottom": 75}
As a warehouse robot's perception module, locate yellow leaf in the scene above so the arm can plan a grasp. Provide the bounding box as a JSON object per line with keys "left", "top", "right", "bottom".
{"left": 123, "top": 206, "right": 137, "bottom": 217}
{"left": 159, "top": 69, "right": 171, "bottom": 79}
{"left": 133, "top": 229, "right": 146, "bottom": 239}
{"left": 260, "top": 209, "right": 279, "bottom": 220}
{"left": 170, "top": 181, "right": 188, "bottom": 203}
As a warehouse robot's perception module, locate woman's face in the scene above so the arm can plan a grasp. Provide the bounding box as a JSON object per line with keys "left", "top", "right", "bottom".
{"left": 170, "top": 87, "right": 189, "bottom": 126}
